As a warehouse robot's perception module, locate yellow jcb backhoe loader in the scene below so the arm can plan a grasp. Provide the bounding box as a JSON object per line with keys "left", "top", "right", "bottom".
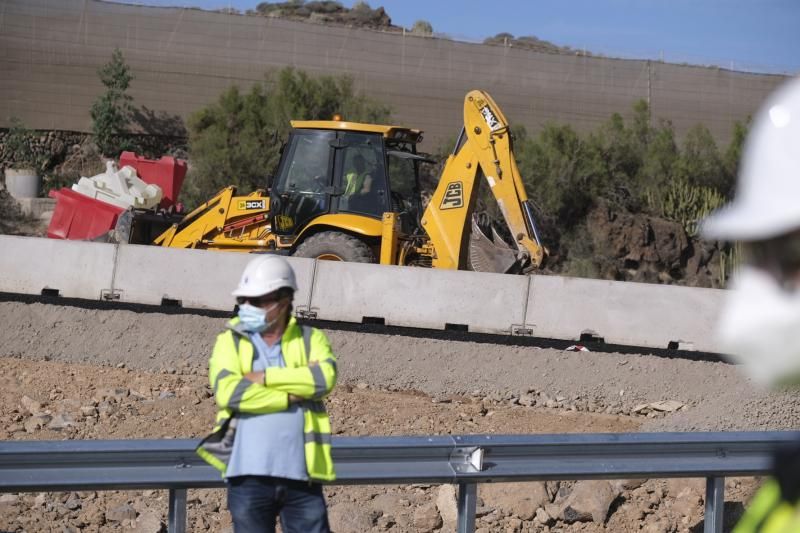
{"left": 127, "top": 90, "right": 546, "bottom": 274}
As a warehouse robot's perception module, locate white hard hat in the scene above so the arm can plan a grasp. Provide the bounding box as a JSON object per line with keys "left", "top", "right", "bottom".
{"left": 232, "top": 255, "right": 298, "bottom": 298}
{"left": 702, "top": 76, "right": 800, "bottom": 241}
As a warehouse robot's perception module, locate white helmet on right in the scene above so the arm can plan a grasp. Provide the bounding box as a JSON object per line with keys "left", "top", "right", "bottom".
{"left": 702, "top": 76, "right": 800, "bottom": 242}
{"left": 232, "top": 255, "right": 298, "bottom": 298}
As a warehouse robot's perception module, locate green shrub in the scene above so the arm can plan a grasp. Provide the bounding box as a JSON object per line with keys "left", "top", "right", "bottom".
{"left": 722, "top": 119, "right": 749, "bottom": 197}
{"left": 673, "top": 124, "right": 729, "bottom": 194}
{"left": 637, "top": 118, "right": 679, "bottom": 203}
{"left": 515, "top": 123, "right": 596, "bottom": 227}
{"left": 90, "top": 48, "right": 134, "bottom": 157}
{"left": 183, "top": 67, "right": 391, "bottom": 207}
{"left": 3, "top": 118, "right": 46, "bottom": 170}
{"left": 411, "top": 20, "right": 433, "bottom": 35}
{"left": 505, "top": 98, "right": 744, "bottom": 277}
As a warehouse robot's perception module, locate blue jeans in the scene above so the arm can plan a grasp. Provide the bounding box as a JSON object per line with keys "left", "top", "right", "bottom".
{"left": 227, "top": 476, "right": 330, "bottom": 533}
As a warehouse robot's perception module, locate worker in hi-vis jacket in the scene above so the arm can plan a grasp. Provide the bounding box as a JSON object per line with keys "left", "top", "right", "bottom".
{"left": 197, "top": 255, "right": 336, "bottom": 533}
{"left": 702, "top": 76, "right": 800, "bottom": 533}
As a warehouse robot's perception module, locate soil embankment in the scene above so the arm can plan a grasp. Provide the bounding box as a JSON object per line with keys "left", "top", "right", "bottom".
{"left": 0, "top": 300, "right": 795, "bottom": 531}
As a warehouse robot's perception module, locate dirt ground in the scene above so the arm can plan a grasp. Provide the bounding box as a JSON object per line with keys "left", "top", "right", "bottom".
{"left": 0, "top": 355, "right": 757, "bottom": 533}
{"left": 0, "top": 299, "right": 793, "bottom": 531}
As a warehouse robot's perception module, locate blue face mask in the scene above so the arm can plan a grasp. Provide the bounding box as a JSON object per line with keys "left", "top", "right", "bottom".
{"left": 237, "top": 303, "right": 269, "bottom": 333}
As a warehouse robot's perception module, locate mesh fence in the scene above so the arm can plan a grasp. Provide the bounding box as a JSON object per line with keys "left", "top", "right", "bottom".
{"left": 0, "top": 0, "right": 788, "bottom": 149}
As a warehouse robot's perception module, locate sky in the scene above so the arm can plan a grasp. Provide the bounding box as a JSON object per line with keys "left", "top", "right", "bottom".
{"left": 111, "top": 0, "right": 800, "bottom": 75}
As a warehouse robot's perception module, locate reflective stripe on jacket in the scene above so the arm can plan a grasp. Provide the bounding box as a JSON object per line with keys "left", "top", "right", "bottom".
{"left": 734, "top": 478, "right": 800, "bottom": 532}
{"left": 198, "top": 316, "right": 337, "bottom": 481}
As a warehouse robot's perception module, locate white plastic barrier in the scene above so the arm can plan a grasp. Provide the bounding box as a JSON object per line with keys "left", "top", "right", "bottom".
{"left": 111, "top": 245, "right": 316, "bottom": 311}
{"left": 72, "top": 162, "right": 162, "bottom": 210}
{"left": 0, "top": 235, "right": 116, "bottom": 300}
{"left": 307, "top": 261, "right": 530, "bottom": 334}
{"left": 524, "top": 275, "right": 725, "bottom": 351}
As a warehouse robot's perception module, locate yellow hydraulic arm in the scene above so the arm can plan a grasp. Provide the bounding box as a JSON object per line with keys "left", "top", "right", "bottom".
{"left": 421, "top": 90, "right": 546, "bottom": 272}
{"left": 153, "top": 187, "right": 275, "bottom": 251}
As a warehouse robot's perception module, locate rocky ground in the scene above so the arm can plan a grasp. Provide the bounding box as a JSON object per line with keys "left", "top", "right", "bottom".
{"left": 0, "top": 355, "right": 758, "bottom": 533}
{"left": 0, "top": 299, "right": 796, "bottom": 532}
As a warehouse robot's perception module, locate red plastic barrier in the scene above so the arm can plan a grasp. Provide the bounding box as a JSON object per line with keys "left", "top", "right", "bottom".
{"left": 119, "top": 151, "right": 187, "bottom": 209}
{"left": 47, "top": 188, "right": 124, "bottom": 241}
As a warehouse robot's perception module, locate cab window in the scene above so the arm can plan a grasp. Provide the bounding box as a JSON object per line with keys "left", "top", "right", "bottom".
{"left": 338, "top": 133, "right": 389, "bottom": 218}
{"left": 276, "top": 131, "right": 333, "bottom": 194}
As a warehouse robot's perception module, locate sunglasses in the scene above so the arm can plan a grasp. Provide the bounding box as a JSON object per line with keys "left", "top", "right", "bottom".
{"left": 236, "top": 295, "right": 284, "bottom": 307}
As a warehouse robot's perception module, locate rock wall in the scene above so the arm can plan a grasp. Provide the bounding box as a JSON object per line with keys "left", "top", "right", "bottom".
{"left": 0, "top": 130, "right": 187, "bottom": 167}
{"left": 0, "top": 129, "right": 188, "bottom": 195}
{"left": 585, "top": 201, "right": 724, "bottom": 288}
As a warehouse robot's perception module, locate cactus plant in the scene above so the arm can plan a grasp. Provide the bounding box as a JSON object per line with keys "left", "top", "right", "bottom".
{"left": 658, "top": 177, "right": 725, "bottom": 237}
{"left": 719, "top": 242, "right": 742, "bottom": 287}
{"left": 650, "top": 178, "right": 741, "bottom": 286}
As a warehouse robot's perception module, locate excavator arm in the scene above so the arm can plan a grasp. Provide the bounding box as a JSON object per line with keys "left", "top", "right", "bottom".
{"left": 421, "top": 90, "right": 546, "bottom": 273}
{"left": 152, "top": 187, "right": 275, "bottom": 251}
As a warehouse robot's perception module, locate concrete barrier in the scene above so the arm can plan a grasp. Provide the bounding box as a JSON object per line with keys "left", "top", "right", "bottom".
{"left": 0, "top": 236, "right": 730, "bottom": 351}
{"left": 0, "top": 235, "right": 116, "bottom": 300}
{"left": 308, "top": 261, "right": 530, "bottom": 334}
{"left": 524, "top": 275, "right": 725, "bottom": 351}
{"left": 111, "top": 245, "right": 316, "bottom": 311}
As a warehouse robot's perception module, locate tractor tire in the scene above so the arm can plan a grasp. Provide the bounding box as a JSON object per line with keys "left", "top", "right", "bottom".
{"left": 293, "top": 231, "right": 375, "bottom": 263}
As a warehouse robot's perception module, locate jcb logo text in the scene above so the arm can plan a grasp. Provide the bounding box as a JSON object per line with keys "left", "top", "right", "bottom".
{"left": 275, "top": 215, "right": 294, "bottom": 231}
{"left": 440, "top": 182, "right": 464, "bottom": 210}
{"left": 238, "top": 199, "right": 266, "bottom": 210}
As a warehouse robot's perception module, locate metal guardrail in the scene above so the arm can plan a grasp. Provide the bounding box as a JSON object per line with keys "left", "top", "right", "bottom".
{"left": 1, "top": 432, "right": 795, "bottom": 533}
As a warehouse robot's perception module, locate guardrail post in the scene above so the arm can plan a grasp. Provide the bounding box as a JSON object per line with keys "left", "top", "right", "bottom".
{"left": 456, "top": 482, "right": 477, "bottom": 533}
{"left": 704, "top": 477, "right": 724, "bottom": 533}
{"left": 168, "top": 488, "right": 187, "bottom": 533}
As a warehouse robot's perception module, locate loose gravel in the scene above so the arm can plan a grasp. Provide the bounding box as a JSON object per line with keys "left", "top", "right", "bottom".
{"left": 1, "top": 300, "right": 799, "bottom": 433}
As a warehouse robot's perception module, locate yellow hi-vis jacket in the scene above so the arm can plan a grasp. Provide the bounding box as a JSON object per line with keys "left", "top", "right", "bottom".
{"left": 197, "top": 316, "right": 337, "bottom": 481}
{"left": 343, "top": 170, "right": 367, "bottom": 196}
{"left": 734, "top": 478, "right": 800, "bottom": 533}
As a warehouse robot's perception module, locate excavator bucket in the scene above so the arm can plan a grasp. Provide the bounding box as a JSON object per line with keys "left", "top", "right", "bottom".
{"left": 468, "top": 215, "right": 519, "bottom": 274}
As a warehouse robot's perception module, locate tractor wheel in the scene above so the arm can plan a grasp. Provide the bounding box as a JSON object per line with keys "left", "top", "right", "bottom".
{"left": 293, "top": 231, "right": 375, "bottom": 263}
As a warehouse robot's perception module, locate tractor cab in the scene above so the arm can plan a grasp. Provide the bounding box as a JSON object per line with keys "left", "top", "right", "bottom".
{"left": 269, "top": 121, "right": 426, "bottom": 238}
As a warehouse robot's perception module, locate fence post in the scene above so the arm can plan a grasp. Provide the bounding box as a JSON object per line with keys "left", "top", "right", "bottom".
{"left": 704, "top": 477, "right": 725, "bottom": 533}
{"left": 168, "top": 488, "right": 187, "bottom": 533}
{"left": 457, "top": 482, "right": 477, "bottom": 533}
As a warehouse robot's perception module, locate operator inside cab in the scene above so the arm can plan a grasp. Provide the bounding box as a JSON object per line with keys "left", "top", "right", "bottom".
{"left": 342, "top": 153, "right": 378, "bottom": 213}
{"left": 343, "top": 154, "right": 372, "bottom": 196}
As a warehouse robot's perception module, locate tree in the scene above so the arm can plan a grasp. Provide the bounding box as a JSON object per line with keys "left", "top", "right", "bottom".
{"left": 587, "top": 112, "right": 642, "bottom": 204}
{"left": 638, "top": 118, "right": 678, "bottom": 195}
{"left": 184, "top": 67, "right": 391, "bottom": 206}
{"left": 516, "top": 122, "right": 595, "bottom": 227}
{"left": 674, "top": 124, "right": 726, "bottom": 193}
{"left": 90, "top": 48, "right": 133, "bottom": 157}
{"left": 722, "top": 119, "right": 749, "bottom": 198}
{"left": 410, "top": 20, "right": 433, "bottom": 35}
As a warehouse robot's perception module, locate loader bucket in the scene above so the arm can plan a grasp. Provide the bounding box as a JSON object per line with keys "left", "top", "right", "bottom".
{"left": 468, "top": 216, "right": 519, "bottom": 274}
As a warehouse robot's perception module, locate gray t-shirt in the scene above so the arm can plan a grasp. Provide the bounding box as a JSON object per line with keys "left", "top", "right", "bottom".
{"left": 225, "top": 333, "right": 307, "bottom": 480}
